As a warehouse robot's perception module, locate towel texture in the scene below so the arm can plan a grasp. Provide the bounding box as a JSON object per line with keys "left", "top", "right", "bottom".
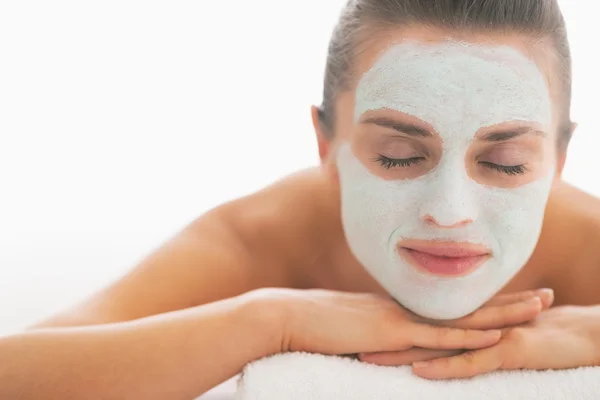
{"left": 237, "top": 352, "right": 600, "bottom": 399}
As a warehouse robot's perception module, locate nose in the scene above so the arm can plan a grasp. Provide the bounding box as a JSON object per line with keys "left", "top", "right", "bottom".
{"left": 419, "top": 173, "right": 477, "bottom": 229}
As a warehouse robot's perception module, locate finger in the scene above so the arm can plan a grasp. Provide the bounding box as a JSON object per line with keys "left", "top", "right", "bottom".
{"left": 484, "top": 290, "right": 537, "bottom": 307}
{"left": 485, "top": 289, "right": 553, "bottom": 308}
{"left": 447, "top": 296, "right": 542, "bottom": 330}
{"left": 411, "top": 290, "right": 553, "bottom": 327}
{"left": 360, "top": 348, "right": 463, "bottom": 366}
{"left": 408, "top": 324, "right": 502, "bottom": 350}
{"left": 412, "top": 345, "right": 503, "bottom": 379}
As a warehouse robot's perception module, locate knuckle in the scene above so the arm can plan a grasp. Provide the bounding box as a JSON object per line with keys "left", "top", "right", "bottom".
{"left": 459, "top": 351, "right": 480, "bottom": 377}
{"left": 437, "top": 326, "right": 460, "bottom": 343}
{"left": 506, "top": 327, "right": 528, "bottom": 345}
{"left": 462, "top": 350, "right": 478, "bottom": 366}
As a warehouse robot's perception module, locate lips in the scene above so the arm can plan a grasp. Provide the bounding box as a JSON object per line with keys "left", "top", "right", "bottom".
{"left": 397, "top": 240, "right": 491, "bottom": 277}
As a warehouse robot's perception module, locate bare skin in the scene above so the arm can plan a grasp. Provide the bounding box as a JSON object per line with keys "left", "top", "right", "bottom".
{"left": 1, "top": 26, "right": 600, "bottom": 399}
{"left": 35, "top": 168, "right": 598, "bottom": 328}
{"left": 7, "top": 168, "right": 593, "bottom": 396}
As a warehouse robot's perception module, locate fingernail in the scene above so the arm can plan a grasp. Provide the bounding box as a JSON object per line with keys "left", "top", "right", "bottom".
{"left": 413, "top": 361, "right": 430, "bottom": 368}
{"left": 538, "top": 288, "right": 554, "bottom": 298}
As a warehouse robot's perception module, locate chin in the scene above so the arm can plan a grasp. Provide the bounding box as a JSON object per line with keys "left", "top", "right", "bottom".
{"left": 382, "top": 256, "right": 509, "bottom": 320}
{"left": 408, "top": 303, "right": 481, "bottom": 320}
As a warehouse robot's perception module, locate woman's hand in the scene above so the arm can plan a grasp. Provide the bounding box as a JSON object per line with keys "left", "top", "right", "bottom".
{"left": 246, "top": 288, "right": 548, "bottom": 358}
{"left": 362, "top": 301, "right": 600, "bottom": 380}
{"left": 410, "top": 305, "right": 600, "bottom": 379}
{"left": 359, "top": 289, "right": 554, "bottom": 366}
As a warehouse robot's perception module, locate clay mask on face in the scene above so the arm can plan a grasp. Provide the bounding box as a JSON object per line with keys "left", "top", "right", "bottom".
{"left": 336, "top": 41, "right": 554, "bottom": 319}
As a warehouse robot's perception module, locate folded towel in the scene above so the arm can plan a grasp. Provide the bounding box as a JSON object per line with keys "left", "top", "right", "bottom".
{"left": 237, "top": 352, "right": 600, "bottom": 399}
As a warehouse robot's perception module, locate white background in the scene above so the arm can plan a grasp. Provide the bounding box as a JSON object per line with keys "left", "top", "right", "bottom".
{"left": 0, "top": 0, "right": 596, "bottom": 335}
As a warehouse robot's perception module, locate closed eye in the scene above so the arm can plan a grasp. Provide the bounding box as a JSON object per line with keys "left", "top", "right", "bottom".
{"left": 479, "top": 161, "right": 527, "bottom": 175}
{"left": 375, "top": 155, "right": 425, "bottom": 169}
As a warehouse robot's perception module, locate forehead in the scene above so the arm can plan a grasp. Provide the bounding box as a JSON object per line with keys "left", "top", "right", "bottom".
{"left": 355, "top": 40, "right": 553, "bottom": 133}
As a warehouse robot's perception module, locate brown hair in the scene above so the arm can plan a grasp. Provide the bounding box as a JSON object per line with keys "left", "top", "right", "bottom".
{"left": 318, "top": 0, "right": 573, "bottom": 149}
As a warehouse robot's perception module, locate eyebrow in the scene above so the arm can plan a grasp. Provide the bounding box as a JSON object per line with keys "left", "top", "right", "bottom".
{"left": 479, "top": 127, "right": 548, "bottom": 142}
{"left": 360, "top": 116, "right": 432, "bottom": 137}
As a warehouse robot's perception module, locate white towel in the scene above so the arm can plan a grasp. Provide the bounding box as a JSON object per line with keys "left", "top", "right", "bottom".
{"left": 236, "top": 352, "right": 600, "bottom": 399}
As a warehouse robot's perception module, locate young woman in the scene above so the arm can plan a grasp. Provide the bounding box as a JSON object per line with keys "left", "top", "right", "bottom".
{"left": 2, "top": 0, "right": 600, "bottom": 398}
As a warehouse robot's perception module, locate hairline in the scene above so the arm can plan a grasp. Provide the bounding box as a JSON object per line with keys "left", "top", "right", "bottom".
{"left": 321, "top": 23, "right": 572, "bottom": 149}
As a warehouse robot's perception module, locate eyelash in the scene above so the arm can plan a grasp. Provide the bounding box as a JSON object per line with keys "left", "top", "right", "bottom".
{"left": 376, "top": 156, "right": 528, "bottom": 176}
{"left": 375, "top": 155, "right": 424, "bottom": 169}
{"left": 479, "top": 161, "right": 527, "bottom": 175}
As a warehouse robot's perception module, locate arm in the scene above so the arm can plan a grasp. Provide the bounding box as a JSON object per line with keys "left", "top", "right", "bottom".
{"left": 0, "top": 293, "right": 279, "bottom": 399}
{"left": 0, "top": 171, "right": 321, "bottom": 397}
{"left": 4, "top": 287, "right": 542, "bottom": 398}
{"left": 31, "top": 193, "right": 295, "bottom": 329}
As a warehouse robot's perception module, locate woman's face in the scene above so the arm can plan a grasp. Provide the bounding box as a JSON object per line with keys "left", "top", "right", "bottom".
{"left": 321, "top": 27, "right": 564, "bottom": 319}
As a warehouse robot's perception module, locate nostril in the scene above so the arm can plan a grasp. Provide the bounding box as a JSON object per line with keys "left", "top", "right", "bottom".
{"left": 423, "top": 214, "right": 473, "bottom": 229}
{"left": 423, "top": 214, "right": 437, "bottom": 226}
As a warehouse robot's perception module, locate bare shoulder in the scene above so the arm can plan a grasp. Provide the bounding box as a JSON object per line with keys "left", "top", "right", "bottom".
{"left": 553, "top": 181, "right": 600, "bottom": 216}
{"left": 223, "top": 167, "right": 341, "bottom": 286}
{"left": 546, "top": 181, "right": 600, "bottom": 241}
{"left": 34, "top": 168, "right": 335, "bottom": 328}
{"left": 542, "top": 180, "right": 600, "bottom": 305}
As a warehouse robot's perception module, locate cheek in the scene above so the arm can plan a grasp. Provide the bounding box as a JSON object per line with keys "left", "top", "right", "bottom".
{"left": 476, "top": 178, "right": 553, "bottom": 260}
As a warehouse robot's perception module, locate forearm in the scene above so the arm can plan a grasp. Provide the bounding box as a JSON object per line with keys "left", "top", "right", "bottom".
{"left": 0, "top": 294, "right": 279, "bottom": 399}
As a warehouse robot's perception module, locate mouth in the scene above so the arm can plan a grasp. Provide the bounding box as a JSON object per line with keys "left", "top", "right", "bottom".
{"left": 397, "top": 240, "right": 491, "bottom": 277}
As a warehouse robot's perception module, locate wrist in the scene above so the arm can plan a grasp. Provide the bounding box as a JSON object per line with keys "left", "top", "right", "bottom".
{"left": 236, "top": 289, "right": 287, "bottom": 360}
